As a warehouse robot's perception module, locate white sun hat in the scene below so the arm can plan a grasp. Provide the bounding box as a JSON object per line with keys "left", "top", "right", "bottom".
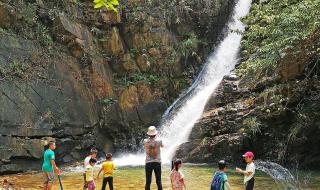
{"left": 147, "top": 126, "right": 158, "bottom": 136}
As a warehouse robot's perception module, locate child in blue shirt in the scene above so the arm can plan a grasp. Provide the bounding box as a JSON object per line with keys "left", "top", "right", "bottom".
{"left": 211, "top": 160, "right": 232, "bottom": 190}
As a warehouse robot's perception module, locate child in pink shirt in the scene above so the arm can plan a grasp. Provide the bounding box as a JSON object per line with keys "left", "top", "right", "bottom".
{"left": 170, "top": 159, "right": 187, "bottom": 190}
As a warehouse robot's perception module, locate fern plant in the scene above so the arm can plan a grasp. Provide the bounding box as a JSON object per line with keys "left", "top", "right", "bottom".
{"left": 93, "top": 0, "right": 119, "bottom": 12}
{"left": 243, "top": 117, "right": 262, "bottom": 137}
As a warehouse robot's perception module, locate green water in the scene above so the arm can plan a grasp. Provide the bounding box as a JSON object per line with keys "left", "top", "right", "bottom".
{"left": 1, "top": 165, "right": 319, "bottom": 190}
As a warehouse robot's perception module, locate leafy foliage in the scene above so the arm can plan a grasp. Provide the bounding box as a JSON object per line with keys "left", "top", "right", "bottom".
{"left": 178, "top": 33, "right": 200, "bottom": 58}
{"left": 243, "top": 117, "right": 262, "bottom": 136}
{"left": 238, "top": 0, "right": 320, "bottom": 74}
{"left": 93, "top": 0, "right": 119, "bottom": 12}
{"left": 102, "top": 97, "right": 118, "bottom": 106}
{"left": 116, "top": 73, "right": 161, "bottom": 87}
{"left": 148, "top": 0, "right": 193, "bottom": 24}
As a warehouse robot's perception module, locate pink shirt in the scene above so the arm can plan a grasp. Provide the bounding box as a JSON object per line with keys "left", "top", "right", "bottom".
{"left": 170, "top": 170, "right": 184, "bottom": 190}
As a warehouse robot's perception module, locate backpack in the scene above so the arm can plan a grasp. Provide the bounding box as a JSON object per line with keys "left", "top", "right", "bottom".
{"left": 210, "top": 172, "right": 225, "bottom": 190}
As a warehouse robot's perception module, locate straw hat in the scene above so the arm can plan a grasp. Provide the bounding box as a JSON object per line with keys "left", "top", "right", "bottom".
{"left": 147, "top": 126, "right": 158, "bottom": 136}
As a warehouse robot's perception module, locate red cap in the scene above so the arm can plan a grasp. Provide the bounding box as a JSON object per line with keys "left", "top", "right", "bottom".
{"left": 242, "top": 151, "right": 254, "bottom": 158}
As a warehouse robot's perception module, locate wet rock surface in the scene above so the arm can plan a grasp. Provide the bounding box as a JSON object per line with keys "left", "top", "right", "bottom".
{"left": 178, "top": 30, "right": 320, "bottom": 168}
{"left": 0, "top": 0, "right": 235, "bottom": 173}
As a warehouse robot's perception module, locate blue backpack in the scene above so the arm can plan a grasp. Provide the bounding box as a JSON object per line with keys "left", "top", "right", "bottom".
{"left": 210, "top": 172, "right": 225, "bottom": 190}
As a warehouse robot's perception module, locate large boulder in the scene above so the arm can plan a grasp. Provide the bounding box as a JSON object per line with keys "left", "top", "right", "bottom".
{"left": 0, "top": 33, "right": 99, "bottom": 173}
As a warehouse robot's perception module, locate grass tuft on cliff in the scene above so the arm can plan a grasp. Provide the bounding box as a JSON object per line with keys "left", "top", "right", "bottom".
{"left": 238, "top": 0, "right": 320, "bottom": 75}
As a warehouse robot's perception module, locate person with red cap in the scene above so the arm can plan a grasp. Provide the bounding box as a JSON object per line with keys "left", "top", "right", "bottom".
{"left": 236, "top": 151, "right": 256, "bottom": 190}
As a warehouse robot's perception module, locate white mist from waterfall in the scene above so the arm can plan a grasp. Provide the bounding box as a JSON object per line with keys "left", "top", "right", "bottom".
{"left": 114, "top": 0, "right": 252, "bottom": 167}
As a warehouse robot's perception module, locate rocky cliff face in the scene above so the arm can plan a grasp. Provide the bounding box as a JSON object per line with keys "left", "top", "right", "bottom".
{"left": 0, "top": 0, "right": 235, "bottom": 173}
{"left": 176, "top": 29, "right": 320, "bottom": 169}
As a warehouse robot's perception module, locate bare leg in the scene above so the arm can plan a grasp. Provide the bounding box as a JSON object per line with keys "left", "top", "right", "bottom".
{"left": 43, "top": 183, "right": 47, "bottom": 190}
{"left": 43, "top": 173, "right": 48, "bottom": 190}
{"left": 47, "top": 182, "right": 52, "bottom": 190}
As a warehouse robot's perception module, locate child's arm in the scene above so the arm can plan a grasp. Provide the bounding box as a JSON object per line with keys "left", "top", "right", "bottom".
{"left": 181, "top": 178, "right": 186, "bottom": 190}
{"left": 170, "top": 177, "right": 174, "bottom": 189}
{"left": 225, "top": 181, "right": 231, "bottom": 190}
{"left": 50, "top": 160, "right": 60, "bottom": 174}
{"left": 83, "top": 173, "right": 86, "bottom": 183}
{"left": 97, "top": 168, "right": 103, "bottom": 179}
{"left": 236, "top": 167, "right": 253, "bottom": 176}
{"left": 179, "top": 172, "right": 186, "bottom": 190}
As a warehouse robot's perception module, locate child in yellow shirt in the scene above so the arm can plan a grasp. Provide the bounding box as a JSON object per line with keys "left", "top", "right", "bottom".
{"left": 97, "top": 153, "right": 116, "bottom": 190}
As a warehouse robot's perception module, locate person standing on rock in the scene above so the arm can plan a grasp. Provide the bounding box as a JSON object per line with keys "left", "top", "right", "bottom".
{"left": 42, "top": 141, "right": 60, "bottom": 190}
{"left": 83, "top": 148, "right": 98, "bottom": 190}
{"left": 144, "top": 126, "right": 164, "bottom": 190}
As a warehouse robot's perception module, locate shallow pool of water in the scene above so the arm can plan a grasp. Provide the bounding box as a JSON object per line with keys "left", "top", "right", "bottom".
{"left": 0, "top": 165, "right": 319, "bottom": 190}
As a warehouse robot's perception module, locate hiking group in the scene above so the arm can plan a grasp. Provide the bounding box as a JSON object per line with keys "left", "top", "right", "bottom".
{"left": 42, "top": 126, "right": 256, "bottom": 190}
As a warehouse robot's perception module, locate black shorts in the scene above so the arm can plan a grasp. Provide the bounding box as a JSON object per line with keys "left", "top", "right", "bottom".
{"left": 245, "top": 177, "right": 254, "bottom": 190}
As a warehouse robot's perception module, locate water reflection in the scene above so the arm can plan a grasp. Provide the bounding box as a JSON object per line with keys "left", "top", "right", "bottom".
{"left": 0, "top": 165, "right": 319, "bottom": 190}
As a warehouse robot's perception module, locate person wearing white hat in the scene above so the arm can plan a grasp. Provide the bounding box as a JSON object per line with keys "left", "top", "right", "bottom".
{"left": 144, "top": 126, "right": 164, "bottom": 190}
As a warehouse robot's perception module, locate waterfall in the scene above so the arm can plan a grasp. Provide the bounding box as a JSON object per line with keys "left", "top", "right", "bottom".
{"left": 255, "top": 161, "right": 300, "bottom": 190}
{"left": 114, "top": 0, "right": 252, "bottom": 166}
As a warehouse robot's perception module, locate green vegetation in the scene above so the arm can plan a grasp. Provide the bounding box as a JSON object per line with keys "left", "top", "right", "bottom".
{"left": 178, "top": 33, "right": 200, "bottom": 58}
{"left": 93, "top": 0, "right": 119, "bottom": 12}
{"left": 173, "top": 77, "right": 189, "bottom": 90}
{"left": 35, "top": 23, "right": 54, "bottom": 48}
{"left": 148, "top": 0, "right": 192, "bottom": 24}
{"left": 0, "top": 27, "right": 9, "bottom": 35}
{"left": 238, "top": 0, "right": 320, "bottom": 74}
{"left": 243, "top": 116, "right": 262, "bottom": 136}
{"left": 21, "top": 3, "right": 37, "bottom": 25}
{"left": 102, "top": 97, "right": 118, "bottom": 106}
{"left": 260, "top": 85, "right": 289, "bottom": 104}
{"left": 165, "top": 50, "right": 178, "bottom": 65}
{"left": 129, "top": 42, "right": 164, "bottom": 58}
{"left": 116, "top": 73, "right": 161, "bottom": 87}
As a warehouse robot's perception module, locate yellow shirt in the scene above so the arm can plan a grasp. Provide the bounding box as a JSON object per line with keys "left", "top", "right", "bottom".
{"left": 102, "top": 161, "right": 115, "bottom": 177}
{"left": 85, "top": 165, "right": 94, "bottom": 182}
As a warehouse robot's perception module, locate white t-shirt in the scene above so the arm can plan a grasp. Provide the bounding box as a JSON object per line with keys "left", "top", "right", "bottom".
{"left": 84, "top": 156, "right": 91, "bottom": 172}
{"left": 244, "top": 162, "right": 255, "bottom": 184}
{"left": 144, "top": 138, "right": 163, "bottom": 163}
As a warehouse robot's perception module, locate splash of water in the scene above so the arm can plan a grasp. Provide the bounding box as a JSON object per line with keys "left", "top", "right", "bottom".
{"left": 113, "top": 0, "right": 252, "bottom": 167}
{"left": 255, "top": 161, "right": 300, "bottom": 190}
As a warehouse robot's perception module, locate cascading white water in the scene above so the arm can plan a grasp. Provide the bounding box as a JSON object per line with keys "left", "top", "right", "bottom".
{"left": 255, "top": 161, "right": 300, "bottom": 190}
{"left": 114, "top": 0, "right": 252, "bottom": 167}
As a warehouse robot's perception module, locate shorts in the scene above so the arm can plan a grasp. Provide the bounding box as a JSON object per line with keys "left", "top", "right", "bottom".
{"left": 87, "top": 180, "right": 95, "bottom": 190}
{"left": 83, "top": 182, "right": 88, "bottom": 189}
{"left": 43, "top": 172, "right": 55, "bottom": 184}
{"left": 245, "top": 177, "right": 254, "bottom": 190}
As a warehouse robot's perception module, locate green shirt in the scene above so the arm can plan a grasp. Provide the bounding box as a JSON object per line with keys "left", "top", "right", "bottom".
{"left": 42, "top": 149, "right": 55, "bottom": 172}
{"left": 220, "top": 173, "right": 228, "bottom": 190}
{"left": 214, "top": 171, "right": 228, "bottom": 190}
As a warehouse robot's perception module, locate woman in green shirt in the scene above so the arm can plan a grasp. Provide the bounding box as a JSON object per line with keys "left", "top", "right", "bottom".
{"left": 42, "top": 141, "right": 60, "bottom": 190}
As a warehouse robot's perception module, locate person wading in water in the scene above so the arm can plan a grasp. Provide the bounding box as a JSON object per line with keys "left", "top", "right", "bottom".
{"left": 42, "top": 141, "right": 60, "bottom": 190}
{"left": 144, "top": 126, "right": 164, "bottom": 190}
{"left": 83, "top": 148, "right": 98, "bottom": 190}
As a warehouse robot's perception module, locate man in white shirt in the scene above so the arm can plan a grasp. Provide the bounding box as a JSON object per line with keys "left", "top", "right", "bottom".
{"left": 83, "top": 148, "right": 98, "bottom": 190}
{"left": 236, "top": 151, "right": 256, "bottom": 190}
